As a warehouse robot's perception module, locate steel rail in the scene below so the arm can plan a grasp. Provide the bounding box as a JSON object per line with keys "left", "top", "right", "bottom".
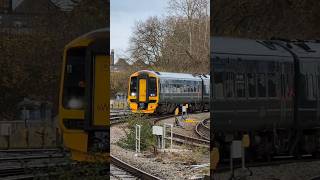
{"left": 110, "top": 155, "right": 162, "bottom": 180}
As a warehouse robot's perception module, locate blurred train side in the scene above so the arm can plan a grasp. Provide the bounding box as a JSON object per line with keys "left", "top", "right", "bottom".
{"left": 211, "top": 37, "right": 320, "bottom": 158}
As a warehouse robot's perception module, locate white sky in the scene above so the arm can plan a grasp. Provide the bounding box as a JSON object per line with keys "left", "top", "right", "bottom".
{"left": 110, "top": 0, "right": 170, "bottom": 62}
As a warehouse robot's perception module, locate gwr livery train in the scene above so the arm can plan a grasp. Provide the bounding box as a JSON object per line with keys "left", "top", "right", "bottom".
{"left": 128, "top": 70, "right": 210, "bottom": 114}
{"left": 211, "top": 37, "right": 320, "bottom": 159}
{"left": 59, "top": 29, "right": 109, "bottom": 161}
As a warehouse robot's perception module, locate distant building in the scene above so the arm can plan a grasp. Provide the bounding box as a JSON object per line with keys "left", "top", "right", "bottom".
{"left": 18, "top": 98, "right": 53, "bottom": 121}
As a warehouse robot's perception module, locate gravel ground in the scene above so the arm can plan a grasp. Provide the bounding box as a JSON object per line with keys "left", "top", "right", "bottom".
{"left": 214, "top": 161, "right": 320, "bottom": 180}
{"left": 110, "top": 114, "right": 210, "bottom": 180}
{"left": 156, "top": 112, "right": 210, "bottom": 139}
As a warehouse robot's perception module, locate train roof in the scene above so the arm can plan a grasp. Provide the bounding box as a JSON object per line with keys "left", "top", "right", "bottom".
{"left": 135, "top": 70, "right": 209, "bottom": 81}
{"left": 211, "top": 37, "right": 292, "bottom": 57}
{"left": 65, "top": 28, "right": 109, "bottom": 49}
{"left": 276, "top": 40, "right": 320, "bottom": 59}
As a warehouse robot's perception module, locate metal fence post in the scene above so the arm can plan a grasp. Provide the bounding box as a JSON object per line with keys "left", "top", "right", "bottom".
{"left": 162, "top": 124, "right": 166, "bottom": 149}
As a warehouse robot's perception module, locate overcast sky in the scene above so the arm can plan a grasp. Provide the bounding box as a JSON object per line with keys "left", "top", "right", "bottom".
{"left": 110, "top": 0, "right": 170, "bottom": 62}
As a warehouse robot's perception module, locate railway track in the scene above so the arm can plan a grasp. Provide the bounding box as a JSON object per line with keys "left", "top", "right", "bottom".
{"left": 195, "top": 118, "right": 210, "bottom": 141}
{"left": 110, "top": 155, "right": 162, "bottom": 180}
{"left": 170, "top": 132, "right": 210, "bottom": 148}
{"left": 110, "top": 111, "right": 170, "bottom": 179}
{"left": 0, "top": 149, "right": 69, "bottom": 179}
{"left": 111, "top": 112, "right": 209, "bottom": 179}
{"left": 111, "top": 109, "right": 132, "bottom": 123}
{"left": 216, "top": 155, "right": 320, "bottom": 174}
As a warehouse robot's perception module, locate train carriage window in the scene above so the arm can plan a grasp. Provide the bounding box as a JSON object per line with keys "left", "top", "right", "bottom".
{"left": 63, "top": 48, "right": 86, "bottom": 109}
{"left": 313, "top": 74, "right": 317, "bottom": 98}
{"left": 257, "top": 73, "right": 266, "bottom": 97}
{"left": 236, "top": 73, "right": 245, "bottom": 97}
{"left": 268, "top": 73, "right": 277, "bottom": 97}
{"left": 214, "top": 72, "right": 224, "bottom": 98}
{"left": 307, "top": 74, "right": 315, "bottom": 100}
{"left": 225, "top": 72, "right": 235, "bottom": 98}
{"left": 130, "top": 77, "right": 138, "bottom": 96}
{"left": 281, "top": 74, "right": 285, "bottom": 97}
{"left": 247, "top": 73, "right": 256, "bottom": 97}
{"left": 149, "top": 77, "right": 157, "bottom": 96}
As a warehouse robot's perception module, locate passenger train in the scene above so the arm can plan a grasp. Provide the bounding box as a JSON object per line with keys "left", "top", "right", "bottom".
{"left": 128, "top": 70, "right": 210, "bottom": 114}
{"left": 211, "top": 37, "right": 320, "bottom": 162}
{"left": 59, "top": 28, "right": 109, "bottom": 161}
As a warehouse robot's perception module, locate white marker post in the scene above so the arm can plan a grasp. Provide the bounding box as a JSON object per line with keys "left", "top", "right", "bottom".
{"left": 135, "top": 125, "right": 141, "bottom": 155}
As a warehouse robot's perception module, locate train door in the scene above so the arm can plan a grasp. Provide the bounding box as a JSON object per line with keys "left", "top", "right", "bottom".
{"left": 280, "top": 62, "right": 290, "bottom": 127}
{"left": 139, "top": 79, "right": 147, "bottom": 102}
{"left": 84, "top": 38, "right": 109, "bottom": 154}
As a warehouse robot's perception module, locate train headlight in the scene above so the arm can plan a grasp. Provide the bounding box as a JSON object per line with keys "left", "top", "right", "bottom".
{"left": 131, "top": 92, "right": 136, "bottom": 96}
{"left": 150, "top": 93, "right": 156, "bottom": 97}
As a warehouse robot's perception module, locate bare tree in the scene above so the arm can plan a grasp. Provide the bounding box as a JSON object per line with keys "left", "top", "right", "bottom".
{"left": 127, "top": 0, "right": 209, "bottom": 74}
{"left": 129, "top": 17, "right": 166, "bottom": 66}
{"left": 168, "top": 0, "right": 209, "bottom": 54}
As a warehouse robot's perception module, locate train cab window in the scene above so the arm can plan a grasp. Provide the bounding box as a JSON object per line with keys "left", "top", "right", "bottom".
{"left": 149, "top": 77, "right": 157, "bottom": 96}
{"left": 63, "top": 48, "right": 86, "bottom": 109}
{"left": 268, "top": 73, "right": 277, "bottom": 97}
{"left": 236, "top": 73, "right": 245, "bottom": 97}
{"left": 130, "top": 77, "right": 138, "bottom": 96}
{"left": 214, "top": 72, "right": 224, "bottom": 98}
{"left": 257, "top": 73, "right": 266, "bottom": 97}
{"left": 247, "top": 73, "right": 256, "bottom": 97}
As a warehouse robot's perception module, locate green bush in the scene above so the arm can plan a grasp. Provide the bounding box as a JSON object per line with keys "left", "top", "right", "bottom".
{"left": 118, "top": 114, "right": 156, "bottom": 151}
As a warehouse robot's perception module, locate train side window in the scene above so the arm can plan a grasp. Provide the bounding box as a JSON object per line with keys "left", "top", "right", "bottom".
{"left": 257, "top": 73, "right": 266, "bottom": 97}
{"left": 236, "top": 73, "right": 245, "bottom": 97}
{"left": 307, "top": 74, "right": 314, "bottom": 100}
{"left": 214, "top": 72, "right": 224, "bottom": 98}
{"left": 313, "top": 74, "right": 317, "bottom": 98}
{"left": 225, "top": 72, "right": 235, "bottom": 98}
{"left": 268, "top": 73, "right": 277, "bottom": 97}
{"left": 247, "top": 73, "right": 256, "bottom": 98}
{"left": 280, "top": 74, "right": 285, "bottom": 97}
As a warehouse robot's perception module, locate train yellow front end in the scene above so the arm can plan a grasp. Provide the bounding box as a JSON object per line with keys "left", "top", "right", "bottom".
{"left": 59, "top": 28, "right": 109, "bottom": 162}
{"left": 128, "top": 70, "right": 159, "bottom": 113}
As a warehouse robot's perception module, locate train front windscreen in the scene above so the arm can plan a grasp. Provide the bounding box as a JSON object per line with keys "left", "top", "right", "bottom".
{"left": 129, "top": 76, "right": 137, "bottom": 97}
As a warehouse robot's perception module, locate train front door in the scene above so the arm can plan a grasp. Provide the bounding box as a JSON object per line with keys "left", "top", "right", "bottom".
{"left": 139, "top": 79, "right": 147, "bottom": 102}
